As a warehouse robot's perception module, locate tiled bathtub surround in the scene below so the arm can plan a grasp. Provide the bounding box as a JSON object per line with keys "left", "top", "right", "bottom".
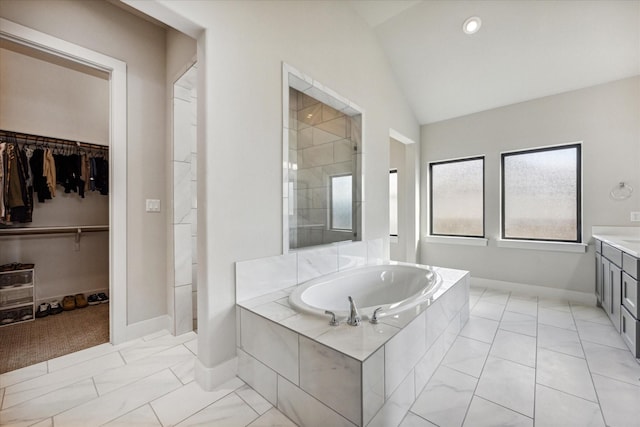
{"left": 236, "top": 263, "right": 470, "bottom": 427}
{"left": 236, "top": 239, "right": 382, "bottom": 303}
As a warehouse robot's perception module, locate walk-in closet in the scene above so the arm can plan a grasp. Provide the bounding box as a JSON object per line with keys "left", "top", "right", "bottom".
{"left": 0, "top": 39, "right": 110, "bottom": 373}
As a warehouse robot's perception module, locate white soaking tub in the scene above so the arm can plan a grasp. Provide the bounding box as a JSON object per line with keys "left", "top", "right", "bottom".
{"left": 289, "top": 263, "right": 442, "bottom": 321}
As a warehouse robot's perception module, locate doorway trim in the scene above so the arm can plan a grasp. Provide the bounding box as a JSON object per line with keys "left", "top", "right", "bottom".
{"left": 0, "top": 18, "right": 128, "bottom": 344}
{"left": 389, "top": 128, "right": 419, "bottom": 263}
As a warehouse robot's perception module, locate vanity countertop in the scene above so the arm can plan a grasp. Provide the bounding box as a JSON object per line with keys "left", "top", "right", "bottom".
{"left": 593, "top": 227, "right": 640, "bottom": 258}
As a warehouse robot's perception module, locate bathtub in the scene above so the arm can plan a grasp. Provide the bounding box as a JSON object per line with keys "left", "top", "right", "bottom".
{"left": 288, "top": 262, "right": 442, "bottom": 320}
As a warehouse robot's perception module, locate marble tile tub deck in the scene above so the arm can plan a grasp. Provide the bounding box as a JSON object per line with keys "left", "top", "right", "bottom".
{"left": 2, "top": 285, "right": 640, "bottom": 426}
{"left": 237, "top": 266, "right": 471, "bottom": 427}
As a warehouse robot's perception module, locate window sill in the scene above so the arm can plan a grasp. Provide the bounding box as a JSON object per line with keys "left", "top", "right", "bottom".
{"left": 496, "top": 239, "right": 587, "bottom": 253}
{"left": 423, "top": 235, "right": 488, "bottom": 247}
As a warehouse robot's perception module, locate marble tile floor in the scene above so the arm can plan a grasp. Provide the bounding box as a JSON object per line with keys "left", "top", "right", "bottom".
{"left": 0, "top": 330, "right": 296, "bottom": 427}
{"left": 403, "top": 287, "right": 640, "bottom": 427}
{"left": 1, "top": 286, "right": 639, "bottom": 427}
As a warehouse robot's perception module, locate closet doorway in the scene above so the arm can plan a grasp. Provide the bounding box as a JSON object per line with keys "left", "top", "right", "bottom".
{"left": 0, "top": 18, "right": 128, "bottom": 373}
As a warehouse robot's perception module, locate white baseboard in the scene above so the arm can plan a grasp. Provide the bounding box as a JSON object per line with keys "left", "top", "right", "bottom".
{"left": 472, "top": 277, "right": 597, "bottom": 305}
{"left": 124, "top": 314, "right": 171, "bottom": 342}
{"left": 195, "top": 357, "right": 238, "bottom": 391}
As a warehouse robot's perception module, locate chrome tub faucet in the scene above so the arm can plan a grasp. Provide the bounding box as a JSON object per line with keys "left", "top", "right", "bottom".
{"left": 347, "top": 296, "right": 361, "bottom": 326}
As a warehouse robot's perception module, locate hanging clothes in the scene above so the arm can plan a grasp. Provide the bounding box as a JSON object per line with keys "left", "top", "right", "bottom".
{"left": 0, "top": 143, "right": 6, "bottom": 219}
{"left": 43, "top": 148, "right": 56, "bottom": 198}
{"left": 29, "top": 148, "right": 52, "bottom": 203}
{"left": 1, "top": 142, "right": 33, "bottom": 224}
{"left": 1, "top": 131, "right": 109, "bottom": 225}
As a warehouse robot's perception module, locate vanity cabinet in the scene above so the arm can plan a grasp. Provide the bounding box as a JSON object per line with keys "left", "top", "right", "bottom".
{"left": 600, "top": 246, "right": 621, "bottom": 332}
{"left": 595, "top": 238, "right": 640, "bottom": 358}
{"left": 595, "top": 241, "right": 602, "bottom": 306}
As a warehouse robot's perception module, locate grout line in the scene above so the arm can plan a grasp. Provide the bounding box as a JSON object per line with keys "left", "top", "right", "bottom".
{"left": 472, "top": 395, "right": 534, "bottom": 422}
{"left": 147, "top": 402, "right": 164, "bottom": 427}
{"left": 574, "top": 303, "right": 608, "bottom": 426}
{"left": 459, "top": 290, "right": 511, "bottom": 426}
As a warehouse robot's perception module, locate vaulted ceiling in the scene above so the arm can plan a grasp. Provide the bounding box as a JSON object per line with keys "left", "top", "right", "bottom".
{"left": 349, "top": 0, "right": 640, "bottom": 124}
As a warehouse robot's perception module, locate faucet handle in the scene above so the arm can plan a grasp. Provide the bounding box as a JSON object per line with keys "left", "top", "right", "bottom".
{"left": 324, "top": 310, "right": 339, "bottom": 326}
{"left": 370, "top": 307, "right": 383, "bottom": 324}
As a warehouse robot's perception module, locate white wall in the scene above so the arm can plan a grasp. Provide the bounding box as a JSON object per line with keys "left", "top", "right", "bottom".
{"left": 420, "top": 76, "right": 640, "bottom": 294}
{"left": 135, "top": 0, "right": 420, "bottom": 371}
{"left": 0, "top": 0, "right": 169, "bottom": 324}
{"left": 0, "top": 40, "right": 109, "bottom": 144}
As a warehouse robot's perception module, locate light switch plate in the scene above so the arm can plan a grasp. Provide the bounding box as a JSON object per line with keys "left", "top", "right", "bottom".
{"left": 631, "top": 212, "right": 640, "bottom": 222}
{"left": 146, "top": 199, "right": 161, "bottom": 213}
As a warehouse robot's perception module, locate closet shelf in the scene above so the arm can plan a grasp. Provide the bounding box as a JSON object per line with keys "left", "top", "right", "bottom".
{"left": 0, "top": 225, "right": 109, "bottom": 236}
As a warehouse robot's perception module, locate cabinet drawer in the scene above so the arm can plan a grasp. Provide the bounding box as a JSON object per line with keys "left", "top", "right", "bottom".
{"left": 0, "top": 305, "right": 34, "bottom": 327}
{"left": 623, "top": 252, "right": 639, "bottom": 280}
{"left": 621, "top": 306, "right": 640, "bottom": 358}
{"left": 602, "top": 243, "right": 622, "bottom": 267}
{"left": 595, "top": 239, "right": 602, "bottom": 254}
{"left": 0, "top": 270, "right": 33, "bottom": 289}
{"left": 622, "top": 272, "right": 638, "bottom": 318}
{"left": 0, "top": 286, "right": 34, "bottom": 309}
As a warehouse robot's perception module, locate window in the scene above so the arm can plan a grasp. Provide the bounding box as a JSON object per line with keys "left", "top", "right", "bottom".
{"left": 430, "top": 157, "right": 484, "bottom": 237}
{"left": 389, "top": 169, "right": 398, "bottom": 237}
{"left": 330, "top": 174, "right": 352, "bottom": 230}
{"left": 502, "top": 143, "right": 581, "bottom": 242}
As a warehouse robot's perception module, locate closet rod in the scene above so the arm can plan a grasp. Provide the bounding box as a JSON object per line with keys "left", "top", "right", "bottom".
{"left": 0, "top": 225, "right": 109, "bottom": 236}
{"left": 0, "top": 129, "right": 108, "bottom": 152}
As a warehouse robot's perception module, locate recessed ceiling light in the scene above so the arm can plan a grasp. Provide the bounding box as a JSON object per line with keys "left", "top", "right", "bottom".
{"left": 463, "top": 16, "right": 482, "bottom": 35}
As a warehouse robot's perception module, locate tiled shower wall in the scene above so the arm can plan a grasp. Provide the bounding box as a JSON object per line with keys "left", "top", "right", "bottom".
{"left": 289, "top": 88, "right": 362, "bottom": 249}
{"left": 172, "top": 68, "right": 197, "bottom": 334}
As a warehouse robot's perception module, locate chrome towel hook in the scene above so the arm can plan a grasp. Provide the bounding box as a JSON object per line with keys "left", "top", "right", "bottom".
{"left": 610, "top": 182, "right": 633, "bottom": 200}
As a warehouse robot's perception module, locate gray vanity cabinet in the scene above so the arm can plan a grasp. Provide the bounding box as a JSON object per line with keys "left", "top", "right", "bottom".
{"left": 595, "top": 241, "right": 602, "bottom": 306}
{"left": 599, "top": 242, "right": 622, "bottom": 332}
{"left": 621, "top": 254, "right": 640, "bottom": 357}
{"left": 595, "top": 238, "right": 640, "bottom": 358}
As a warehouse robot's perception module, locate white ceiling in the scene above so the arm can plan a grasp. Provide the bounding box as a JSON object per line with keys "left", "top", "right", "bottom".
{"left": 350, "top": 0, "right": 640, "bottom": 124}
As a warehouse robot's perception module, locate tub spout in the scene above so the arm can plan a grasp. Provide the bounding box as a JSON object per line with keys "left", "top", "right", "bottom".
{"left": 347, "top": 296, "right": 361, "bottom": 326}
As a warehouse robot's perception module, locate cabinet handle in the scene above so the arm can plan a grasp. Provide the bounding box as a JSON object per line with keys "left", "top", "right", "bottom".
{"left": 622, "top": 315, "right": 626, "bottom": 333}
{"left": 610, "top": 271, "right": 614, "bottom": 314}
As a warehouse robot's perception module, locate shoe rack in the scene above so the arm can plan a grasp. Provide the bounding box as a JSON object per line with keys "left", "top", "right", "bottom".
{"left": 0, "top": 267, "right": 35, "bottom": 326}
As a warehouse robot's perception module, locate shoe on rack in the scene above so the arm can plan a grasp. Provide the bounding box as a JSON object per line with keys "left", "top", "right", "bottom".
{"left": 1, "top": 310, "right": 17, "bottom": 324}
{"left": 35, "top": 302, "right": 50, "bottom": 318}
{"left": 87, "top": 294, "right": 100, "bottom": 305}
{"left": 62, "top": 295, "right": 76, "bottom": 311}
{"left": 49, "top": 300, "right": 63, "bottom": 315}
{"left": 96, "top": 292, "right": 109, "bottom": 304}
{"left": 75, "top": 293, "right": 88, "bottom": 308}
{"left": 19, "top": 308, "right": 33, "bottom": 321}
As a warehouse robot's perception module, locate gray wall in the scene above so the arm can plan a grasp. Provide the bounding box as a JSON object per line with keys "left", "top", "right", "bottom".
{"left": 420, "top": 76, "right": 640, "bottom": 293}
{"left": 0, "top": 0, "right": 169, "bottom": 323}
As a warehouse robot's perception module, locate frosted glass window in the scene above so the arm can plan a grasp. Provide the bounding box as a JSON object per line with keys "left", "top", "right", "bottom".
{"left": 390, "top": 169, "right": 398, "bottom": 236}
{"left": 331, "top": 174, "right": 352, "bottom": 230}
{"left": 502, "top": 144, "right": 581, "bottom": 242}
{"left": 430, "top": 157, "right": 484, "bottom": 237}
